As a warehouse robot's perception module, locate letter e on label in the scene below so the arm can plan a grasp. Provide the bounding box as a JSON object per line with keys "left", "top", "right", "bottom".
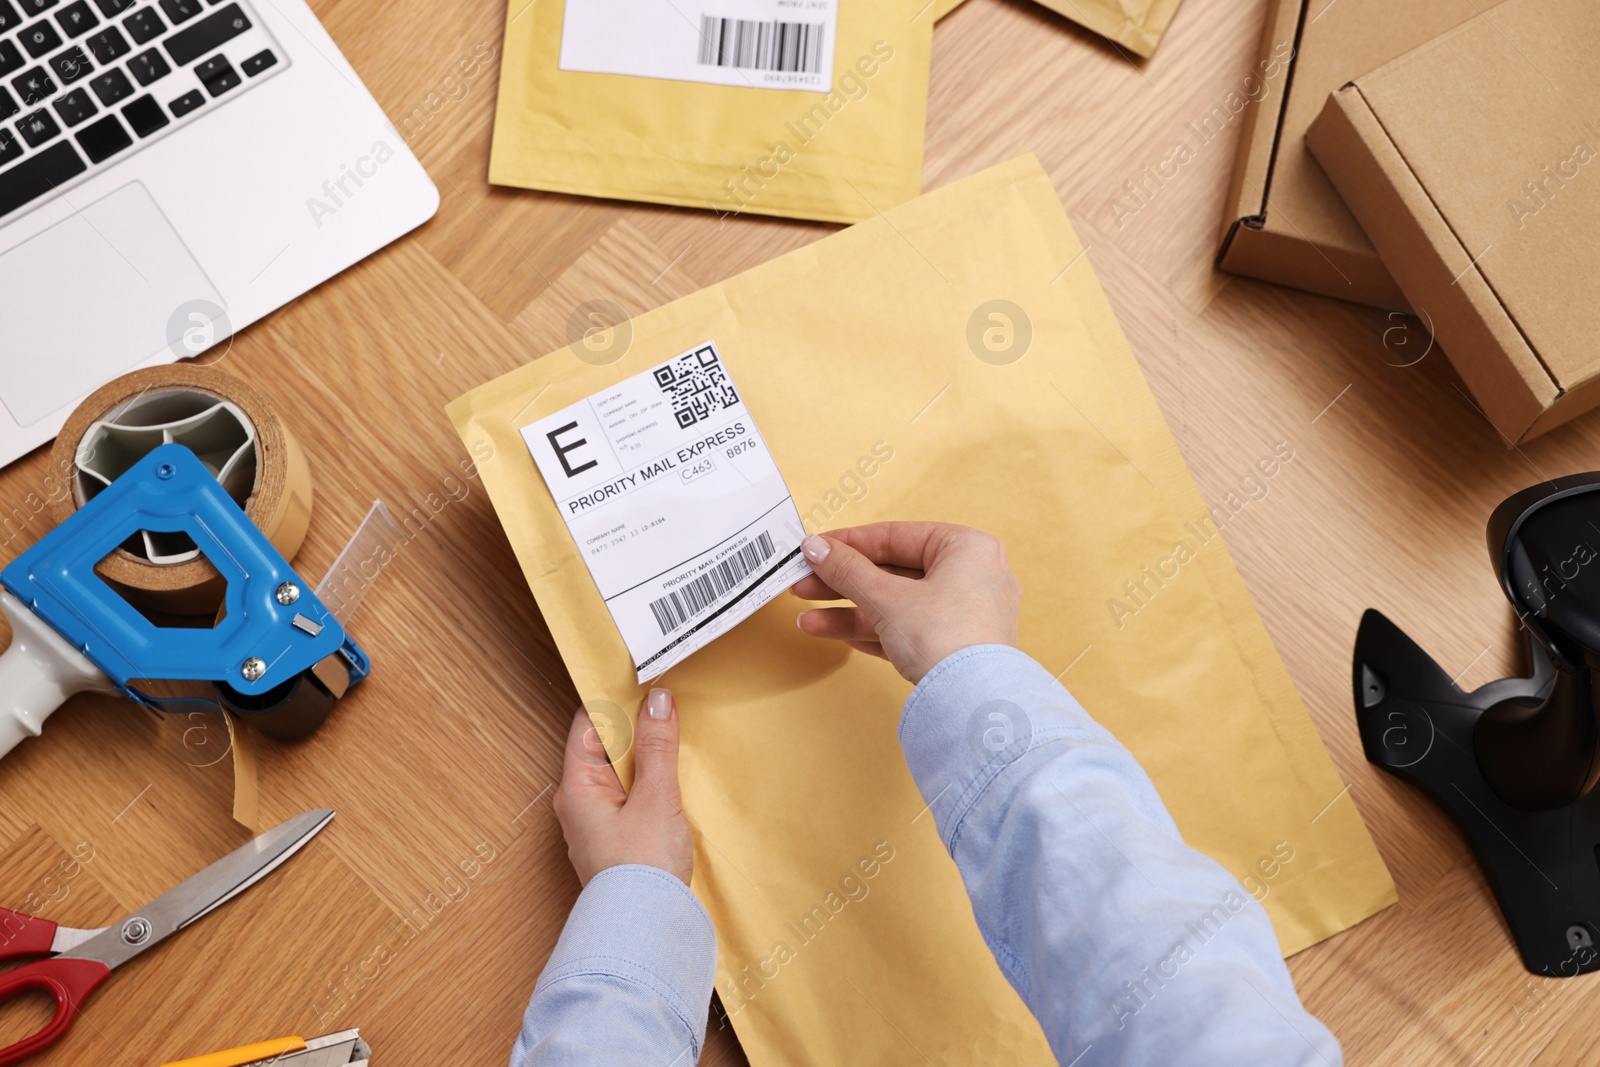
{"left": 548, "top": 420, "right": 599, "bottom": 478}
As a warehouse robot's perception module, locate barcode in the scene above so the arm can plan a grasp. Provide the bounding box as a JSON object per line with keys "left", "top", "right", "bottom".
{"left": 696, "top": 16, "right": 825, "bottom": 74}
{"left": 654, "top": 344, "right": 741, "bottom": 429}
{"left": 649, "top": 532, "right": 777, "bottom": 635}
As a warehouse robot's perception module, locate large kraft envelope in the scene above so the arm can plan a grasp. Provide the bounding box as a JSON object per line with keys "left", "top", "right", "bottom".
{"left": 450, "top": 155, "right": 1394, "bottom": 1065}
{"left": 487, "top": 0, "right": 931, "bottom": 224}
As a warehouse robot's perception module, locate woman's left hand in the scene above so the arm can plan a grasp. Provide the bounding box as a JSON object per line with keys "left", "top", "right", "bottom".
{"left": 552, "top": 688, "right": 695, "bottom": 887}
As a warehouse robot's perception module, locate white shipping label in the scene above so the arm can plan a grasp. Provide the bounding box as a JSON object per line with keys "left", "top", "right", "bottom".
{"left": 560, "top": 0, "right": 838, "bottom": 92}
{"left": 522, "top": 342, "right": 811, "bottom": 682}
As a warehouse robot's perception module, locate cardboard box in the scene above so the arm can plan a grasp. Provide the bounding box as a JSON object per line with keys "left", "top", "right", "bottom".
{"left": 1217, "top": 0, "right": 1481, "bottom": 308}
{"left": 1307, "top": 0, "right": 1600, "bottom": 443}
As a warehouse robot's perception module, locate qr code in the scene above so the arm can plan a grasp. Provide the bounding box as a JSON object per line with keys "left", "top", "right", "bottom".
{"left": 654, "top": 345, "right": 741, "bottom": 429}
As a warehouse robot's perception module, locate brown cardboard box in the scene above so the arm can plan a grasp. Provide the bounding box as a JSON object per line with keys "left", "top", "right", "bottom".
{"left": 1216, "top": 0, "right": 1480, "bottom": 309}
{"left": 1307, "top": 0, "right": 1600, "bottom": 444}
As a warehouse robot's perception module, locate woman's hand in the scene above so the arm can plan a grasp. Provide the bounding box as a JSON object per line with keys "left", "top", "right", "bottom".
{"left": 794, "top": 522, "right": 1022, "bottom": 684}
{"left": 552, "top": 688, "right": 694, "bottom": 887}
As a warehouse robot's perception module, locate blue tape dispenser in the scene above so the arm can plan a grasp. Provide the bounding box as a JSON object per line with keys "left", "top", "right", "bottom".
{"left": 0, "top": 443, "right": 370, "bottom": 758}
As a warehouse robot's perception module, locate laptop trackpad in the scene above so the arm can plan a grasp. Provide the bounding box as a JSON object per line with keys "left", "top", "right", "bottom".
{"left": 0, "top": 182, "right": 223, "bottom": 428}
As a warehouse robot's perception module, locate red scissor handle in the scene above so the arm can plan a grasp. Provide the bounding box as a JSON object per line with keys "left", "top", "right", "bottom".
{"left": 0, "top": 957, "right": 112, "bottom": 1065}
{"left": 0, "top": 909, "right": 57, "bottom": 960}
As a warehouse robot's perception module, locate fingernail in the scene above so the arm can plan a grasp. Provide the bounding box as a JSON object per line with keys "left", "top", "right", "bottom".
{"left": 646, "top": 688, "right": 673, "bottom": 720}
{"left": 796, "top": 611, "right": 806, "bottom": 629}
{"left": 803, "top": 535, "right": 830, "bottom": 564}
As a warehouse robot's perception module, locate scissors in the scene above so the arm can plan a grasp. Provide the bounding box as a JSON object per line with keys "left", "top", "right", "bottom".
{"left": 0, "top": 809, "right": 335, "bottom": 1066}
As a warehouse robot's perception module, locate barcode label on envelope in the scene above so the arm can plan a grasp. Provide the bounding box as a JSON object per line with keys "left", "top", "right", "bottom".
{"left": 560, "top": 0, "right": 837, "bottom": 92}
{"left": 521, "top": 342, "right": 811, "bottom": 681}
{"left": 650, "top": 531, "right": 776, "bottom": 634}
{"left": 696, "top": 17, "right": 826, "bottom": 74}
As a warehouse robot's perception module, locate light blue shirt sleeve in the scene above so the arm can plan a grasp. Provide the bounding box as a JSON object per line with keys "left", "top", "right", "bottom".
{"left": 509, "top": 864, "right": 717, "bottom": 1067}
{"left": 900, "top": 644, "right": 1342, "bottom": 1066}
{"left": 511, "top": 645, "right": 1340, "bottom": 1067}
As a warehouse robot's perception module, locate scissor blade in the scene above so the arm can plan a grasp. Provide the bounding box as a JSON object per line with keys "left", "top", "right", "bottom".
{"left": 68, "top": 809, "right": 334, "bottom": 970}
{"left": 173, "top": 809, "right": 336, "bottom": 929}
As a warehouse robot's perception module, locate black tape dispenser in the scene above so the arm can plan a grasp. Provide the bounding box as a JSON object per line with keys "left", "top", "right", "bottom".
{"left": 1355, "top": 473, "right": 1600, "bottom": 976}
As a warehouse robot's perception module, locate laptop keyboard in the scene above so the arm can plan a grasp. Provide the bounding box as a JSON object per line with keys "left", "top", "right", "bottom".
{"left": 0, "top": 0, "right": 284, "bottom": 223}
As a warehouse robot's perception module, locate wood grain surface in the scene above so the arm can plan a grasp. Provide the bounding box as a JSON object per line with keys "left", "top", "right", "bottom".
{"left": 3, "top": 0, "right": 1598, "bottom": 1063}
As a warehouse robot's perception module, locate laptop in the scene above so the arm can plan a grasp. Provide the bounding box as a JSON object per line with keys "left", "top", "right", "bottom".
{"left": 0, "top": 0, "right": 438, "bottom": 467}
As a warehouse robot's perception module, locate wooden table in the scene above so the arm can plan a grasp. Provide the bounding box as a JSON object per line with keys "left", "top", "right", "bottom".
{"left": 3, "top": 0, "right": 1598, "bottom": 1062}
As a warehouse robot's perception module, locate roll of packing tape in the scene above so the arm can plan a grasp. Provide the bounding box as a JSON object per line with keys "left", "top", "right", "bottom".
{"left": 49, "top": 365, "right": 314, "bottom": 617}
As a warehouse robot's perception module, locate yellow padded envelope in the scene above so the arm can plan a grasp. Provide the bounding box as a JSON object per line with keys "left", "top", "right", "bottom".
{"left": 1044, "top": 0, "right": 1188, "bottom": 57}
{"left": 450, "top": 155, "right": 1394, "bottom": 1066}
{"left": 488, "top": 0, "right": 932, "bottom": 224}
{"left": 936, "top": 0, "right": 1184, "bottom": 56}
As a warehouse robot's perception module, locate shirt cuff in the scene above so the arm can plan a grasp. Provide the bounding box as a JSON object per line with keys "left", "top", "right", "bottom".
{"left": 899, "top": 644, "right": 1113, "bottom": 847}
{"left": 537, "top": 864, "right": 718, "bottom": 1032}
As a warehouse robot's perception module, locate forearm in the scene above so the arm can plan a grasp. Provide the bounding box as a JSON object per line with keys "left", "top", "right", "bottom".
{"left": 510, "top": 865, "right": 717, "bottom": 1067}
{"left": 899, "top": 645, "right": 1340, "bottom": 1067}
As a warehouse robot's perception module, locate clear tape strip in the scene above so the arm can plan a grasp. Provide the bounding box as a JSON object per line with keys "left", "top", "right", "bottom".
{"left": 315, "top": 501, "right": 404, "bottom": 628}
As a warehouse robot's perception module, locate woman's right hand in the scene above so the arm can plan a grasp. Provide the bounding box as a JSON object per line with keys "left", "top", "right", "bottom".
{"left": 793, "top": 522, "right": 1022, "bottom": 684}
